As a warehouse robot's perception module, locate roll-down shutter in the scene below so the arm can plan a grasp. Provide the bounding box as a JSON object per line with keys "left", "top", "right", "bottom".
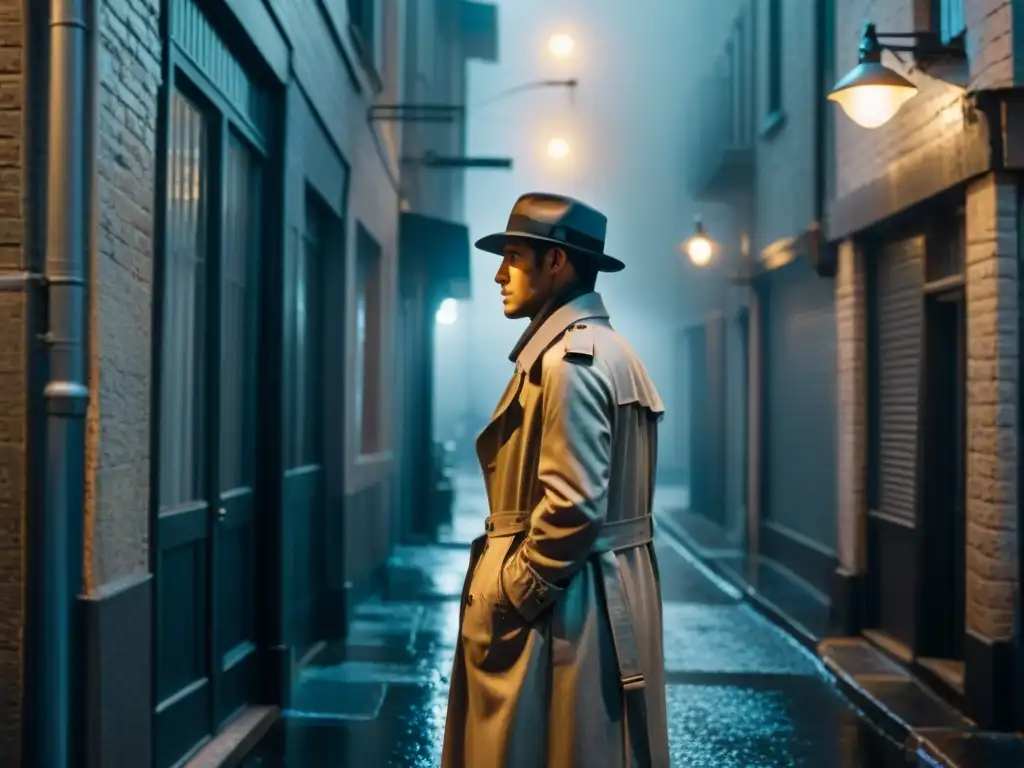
{"left": 763, "top": 260, "right": 837, "bottom": 565}
{"left": 874, "top": 237, "right": 924, "bottom": 524}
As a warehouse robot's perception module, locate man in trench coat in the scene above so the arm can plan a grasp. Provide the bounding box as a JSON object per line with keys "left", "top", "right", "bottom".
{"left": 442, "top": 193, "right": 670, "bottom": 767}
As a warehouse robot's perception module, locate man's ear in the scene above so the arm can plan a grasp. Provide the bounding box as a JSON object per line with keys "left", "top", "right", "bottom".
{"left": 548, "top": 247, "right": 569, "bottom": 274}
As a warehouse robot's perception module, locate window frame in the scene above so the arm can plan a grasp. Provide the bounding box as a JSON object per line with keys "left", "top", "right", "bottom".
{"left": 283, "top": 192, "right": 332, "bottom": 470}
{"left": 353, "top": 222, "right": 385, "bottom": 457}
{"left": 347, "top": 0, "right": 381, "bottom": 80}
{"left": 764, "top": 0, "right": 784, "bottom": 130}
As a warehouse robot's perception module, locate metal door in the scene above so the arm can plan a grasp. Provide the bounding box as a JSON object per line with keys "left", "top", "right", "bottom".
{"left": 761, "top": 259, "right": 838, "bottom": 596}
{"left": 212, "top": 129, "right": 263, "bottom": 726}
{"left": 866, "top": 234, "right": 925, "bottom": 649}
{"left": 154, "top": 91, "right": 266, "bottom": 765}
{"left": 284, "top": 196, "right": 328, "bottom": 662}
{"left": 686, "top": 325, "right": 710, "bottom": 516}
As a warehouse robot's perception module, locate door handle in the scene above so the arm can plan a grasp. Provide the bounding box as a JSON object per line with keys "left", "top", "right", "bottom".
{"left": 217, "top": 507, "right": 227, "bottom": 518}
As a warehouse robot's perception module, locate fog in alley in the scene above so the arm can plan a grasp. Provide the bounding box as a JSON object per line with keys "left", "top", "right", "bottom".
{"left": 434, "top": 0, "right": 738, "bottom": 477}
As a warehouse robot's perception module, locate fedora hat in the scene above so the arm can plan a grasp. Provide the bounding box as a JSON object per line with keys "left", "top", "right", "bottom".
{"left": 475, "top": 192, "right": 625, "bottom": 273}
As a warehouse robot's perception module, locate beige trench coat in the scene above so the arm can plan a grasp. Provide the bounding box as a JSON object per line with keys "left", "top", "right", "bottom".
{"left": 442, "top": 292, "right": 669, "bottom": 768}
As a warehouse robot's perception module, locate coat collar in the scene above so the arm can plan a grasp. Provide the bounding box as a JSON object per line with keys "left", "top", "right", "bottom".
{"left": 509, "top": 291, "right": 610, "bottom": 373}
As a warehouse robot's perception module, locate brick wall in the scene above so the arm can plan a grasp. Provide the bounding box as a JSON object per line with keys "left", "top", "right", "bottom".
{"left": 834, "top": 0, "right": 1013, "bottom": 202}
{"left": 84, "top": 0, "right": 161, "bottom": 589}
{"left": 835, "top": 239, "right": 867, "bottom": 575}
{"left": 964, "top": 172, "right": 1018, "bottom": 643}
{"left": 0, "top": 1, "right": 24, "bottom": 758}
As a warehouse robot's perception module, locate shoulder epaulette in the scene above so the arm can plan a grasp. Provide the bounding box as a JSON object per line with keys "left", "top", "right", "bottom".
{"left": 562, "top": 323, "right": 595, "bottom": 360}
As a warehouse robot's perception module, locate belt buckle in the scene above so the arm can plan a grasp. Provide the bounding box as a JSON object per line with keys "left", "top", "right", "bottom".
{"left": 621, "top": 674, "right": 645, "bottom": 692}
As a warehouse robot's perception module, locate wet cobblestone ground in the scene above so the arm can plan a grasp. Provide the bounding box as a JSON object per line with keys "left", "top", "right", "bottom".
{"left": 247, "top": 482, "right": 912, "bottom": 767}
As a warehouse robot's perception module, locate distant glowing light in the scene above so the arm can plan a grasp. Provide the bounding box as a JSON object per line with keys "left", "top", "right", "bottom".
{"left": 548, "top": 33, "right": 575, "bottom": 57}
{"left": 683, "top": 216, "right": 715, "bottom": 266}
{"left": 685, "top": 235, "right": 713, "bottom": 266}
{"left": 547, "top": 137, "right": 571, "bottom": 160}
{"left": 436, "top": 298, "right": 458, "bottom": 325}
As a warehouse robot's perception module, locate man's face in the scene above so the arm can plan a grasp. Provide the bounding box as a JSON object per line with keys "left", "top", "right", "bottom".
{"left": 494, "top": 242, "right": 558, "bottom": 319}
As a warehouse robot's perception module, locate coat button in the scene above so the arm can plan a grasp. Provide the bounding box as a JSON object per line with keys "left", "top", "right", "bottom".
{"left": 466, "top": 594, "right": 474, "bottom": 606}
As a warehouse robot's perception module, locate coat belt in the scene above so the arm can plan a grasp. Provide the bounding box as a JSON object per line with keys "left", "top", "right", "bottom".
{"left": 479, "top": 509, "right": 655, "bottom": 762}
{"left": 480, "top": 510, "right": 654, "bottom": 693}
{"left": 483, "top": 511, "right": 653, "bottom": 553}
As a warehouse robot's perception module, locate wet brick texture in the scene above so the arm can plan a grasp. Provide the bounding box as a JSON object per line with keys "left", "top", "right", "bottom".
{"left": 245, "top": 481, "right": 913, "bottom": 767}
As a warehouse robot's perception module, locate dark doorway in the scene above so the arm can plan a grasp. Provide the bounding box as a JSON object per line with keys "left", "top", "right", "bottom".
{"left": 154, "top": 84, "right": 269, "bottom": 767}
{"left": 686, "top": 324, "right": 710, "bottom": 518}
{"left": 283, "top": 192, "right": 331, "bottom": 664}
{"left": 864, "top": 234, "right": 925, "bottom": 657}
{"left": 917, "top": 287, "right": 966, "bottom": 684}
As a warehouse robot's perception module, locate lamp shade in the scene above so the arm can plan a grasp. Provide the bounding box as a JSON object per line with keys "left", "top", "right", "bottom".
{"left": 827, "top": 60, "right": 918, "bottom": 129}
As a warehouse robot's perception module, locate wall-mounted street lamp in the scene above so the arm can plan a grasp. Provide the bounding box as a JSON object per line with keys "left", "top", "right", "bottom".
{"left": 547, "top": 137, "right": 571, "bottom": 160}
{"left": 828, "top": 22, "right": 965, "bottom": 129}
{"left": 548, "top": 33, "right": 575, "bottom": 58}
{"left": 377, "top": 79, "right": 580, "bottom": 165}
{"left": 682, "top": 216, "right": 715, "bottom": 267}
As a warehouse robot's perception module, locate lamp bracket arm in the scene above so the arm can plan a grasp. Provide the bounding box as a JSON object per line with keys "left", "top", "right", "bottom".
{"left": 876, "top": 30, "right": 966, "bottom": 63}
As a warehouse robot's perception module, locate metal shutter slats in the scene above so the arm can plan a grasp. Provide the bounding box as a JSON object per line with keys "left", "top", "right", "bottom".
{"left": 875, "top": 237, "right": 924, "bottom": 524}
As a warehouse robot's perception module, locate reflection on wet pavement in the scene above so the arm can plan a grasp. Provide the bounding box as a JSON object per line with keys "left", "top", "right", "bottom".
{"left": 246, "top": 484, "right": 910, "bottom": 767}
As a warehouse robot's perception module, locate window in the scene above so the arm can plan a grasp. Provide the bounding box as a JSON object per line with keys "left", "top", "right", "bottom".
{"left": 766, "top": 0, "right": 783, "bottom": 118}
{"left": 348, "top": 0, "right": 378, "bottom": 65}
{"left": 932, "top": 0, "right": 965, "bottom": 42}
{"left": 160, "top": 90, "right": 209, "bottom": 509}
{"left": 354, "top": 223, "right": 383, "bottom": 455}
{"left": 219, "top": 132, "right": 262, "bottom": 491}
{"left": 284, "top": 196, "right": 328, "bottom": 469}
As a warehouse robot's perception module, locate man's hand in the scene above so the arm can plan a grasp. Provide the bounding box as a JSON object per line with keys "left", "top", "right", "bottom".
{"left": 501, "top": 354, "right": 613, "bottom": 622}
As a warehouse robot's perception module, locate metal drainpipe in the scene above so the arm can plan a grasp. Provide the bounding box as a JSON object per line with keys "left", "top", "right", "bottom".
{"left": 812, "top": 0, "right": 827, "bottom": 227}
{"left": 36, "top": 0, "right": 92, "bottom": 764}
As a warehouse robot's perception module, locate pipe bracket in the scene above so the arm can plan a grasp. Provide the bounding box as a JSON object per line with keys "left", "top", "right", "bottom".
{"left": 0, "top": 271, "right": 45, "bottom": 291}
{"left": 43, "top": 381, "right": 89, "bottom": 416}
{"left": 45, "top": 274, "right": 85, "bottom": 286}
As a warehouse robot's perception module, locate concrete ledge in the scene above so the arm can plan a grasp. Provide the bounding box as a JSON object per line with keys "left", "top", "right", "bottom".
{"left": 915, "top": 728, "right": 1024, "bottom": 767}
{"left": 657, "top": 516, "right": 1024, "bottom": 767}
{"left": 184, "top": 705, "right": 279, "bottom": 768}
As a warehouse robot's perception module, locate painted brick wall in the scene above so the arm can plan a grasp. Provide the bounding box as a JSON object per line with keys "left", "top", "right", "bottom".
{"left": 964, "top": 172, "right": 1018, "bottom": 643}
{"left": 85, "top": 0, "right": 161, "bottom": 589}
{"left": 834, "top": 0, "right": 1013, "bottom": 202}
{"left": 753, "top": 0, "right": 817, "bottom": 253}
{"left": 835, "top": 239, "right": 867, "bottom": 575}
{"left": 0, "top": 1, "right": 25, "bottom": 759}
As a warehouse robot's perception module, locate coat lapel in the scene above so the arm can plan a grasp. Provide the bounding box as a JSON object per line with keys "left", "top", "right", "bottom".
{"left": 475, "top": 366, "right": 525, "bottom": 470}
{"left": 475, "top": 292, "right": 611, "bottom": 472}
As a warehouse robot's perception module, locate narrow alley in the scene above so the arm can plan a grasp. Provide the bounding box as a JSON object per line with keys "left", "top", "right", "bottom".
{"left": 242, "top": 475, "right": 906, "bottom": 767}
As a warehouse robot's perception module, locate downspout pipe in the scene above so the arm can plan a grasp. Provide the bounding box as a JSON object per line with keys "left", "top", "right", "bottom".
{"left": 812, "top": 0, "right": 828, "bottom": 228}
{"left": 36, "top": 0, "right": 92, "bottom": 764}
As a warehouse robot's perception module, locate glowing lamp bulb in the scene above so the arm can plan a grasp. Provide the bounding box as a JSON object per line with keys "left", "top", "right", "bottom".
{"left": 547, "top": 137, "right": 571, "bottom": 159}
{"left": 827, "top": 57, "right": 919, "bottom": 129}
{"left": 686, "top": 235, "right": 713, "bottom": 267}
{"left": 548, "top": 33, "right": 575, "bottom": 57}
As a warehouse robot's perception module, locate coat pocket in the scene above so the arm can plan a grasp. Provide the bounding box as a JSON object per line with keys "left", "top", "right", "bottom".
{"left": 460, "top": 534, "right": 528, "bottom": 668}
